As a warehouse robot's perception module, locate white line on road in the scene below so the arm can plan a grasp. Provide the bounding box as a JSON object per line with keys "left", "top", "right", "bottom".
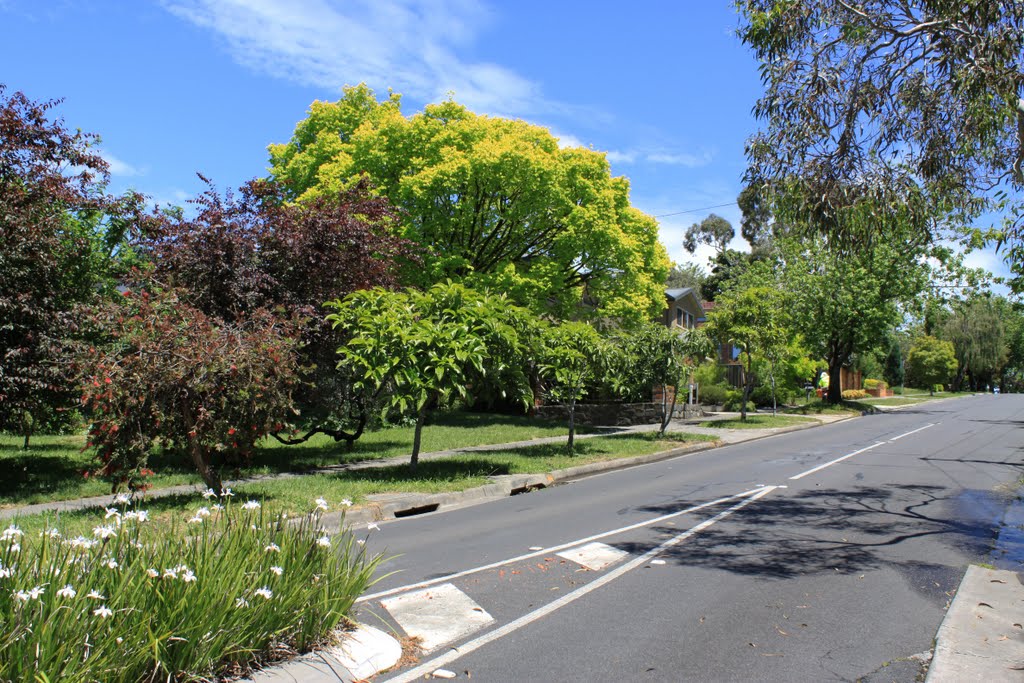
{"left": 789, "top": 442, "right": 885, "bottom": 481}
{"left": 887, "top": 422, "right": 936, "bottom": 441}
{"left": 357, "top": 485, "right": 770, "bottom": 604}
{"left": 381, "top": 486, "right": 779, "bottom": 683}
{"left": 788, "top": 422, "right": 939, "bottom": 481}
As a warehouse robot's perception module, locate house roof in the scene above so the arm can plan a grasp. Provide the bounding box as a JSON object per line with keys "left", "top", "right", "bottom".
{"left": 665, "top": 287, "right": 703, "bottom": 312}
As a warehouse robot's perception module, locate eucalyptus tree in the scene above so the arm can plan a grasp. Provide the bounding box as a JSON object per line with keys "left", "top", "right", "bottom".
{"left": 736, "top": 1, "right": 1024, "bottom": 287}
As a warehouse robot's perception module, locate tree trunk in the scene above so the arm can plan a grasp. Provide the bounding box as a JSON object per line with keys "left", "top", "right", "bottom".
{"left": 745, "top": 352, "right": 753, "bottom": 421}
{"left": 659, "top": 383, "right": 677, "bottom": 436}
{"left": 826, "top": 358, "right": 843, "bottom": 404}
{"left": 410, "top": 406, "right": 426, "bottom": 470}
{"left": 20, "top": 411, "right": 32, "bottom": 450}
{"left": 567, "top": 397, "right": 576, "bottom": 454}
{"left": 770, "top": 366, "right": 777, "bottom": 416}
{"left": 182, "top": 410, "right": 222, "bottom": 492}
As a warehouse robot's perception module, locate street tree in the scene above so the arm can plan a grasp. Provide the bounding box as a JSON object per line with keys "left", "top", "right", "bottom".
{"left": 138, "top": 176, "right": 415, "bottom": 448}
{"left": 906, "top": 335, "right": 959, "bottom": 395}
{"left": 737, "top": 1, "right": 1024, "bottom": 284}
{"left": 269, "top": 85, "right": 670, "bottom": 325}
{"left": 539, "top": 322, "right": 608, "bottom": 453}
{"left": 779, "top": 220, "right": 930, "bottom": 403}
{"left": 326, "top": 282, "right": 531, "bottom": 468}
{"left": 683, "top": 214, "right": 735, "bottom": 256}
{"left": 704, "top": 285, "right": 789, "bottom": 421}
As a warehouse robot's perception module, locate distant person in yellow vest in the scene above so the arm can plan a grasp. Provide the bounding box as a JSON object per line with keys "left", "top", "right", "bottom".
{"left": 818, "top": 371, "right": 830, "bottom": 397}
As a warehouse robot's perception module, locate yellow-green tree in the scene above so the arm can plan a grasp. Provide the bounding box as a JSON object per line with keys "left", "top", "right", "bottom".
{"left": 269, "top": 85, "right": 669, "bottom": 325}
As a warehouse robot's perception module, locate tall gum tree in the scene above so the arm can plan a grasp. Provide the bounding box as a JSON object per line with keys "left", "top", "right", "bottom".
{"left": 736, "top": 1, "right": 1024, "bottom": 286}
{"left": 268, "top": 85, "right": 669, "bottom": 326}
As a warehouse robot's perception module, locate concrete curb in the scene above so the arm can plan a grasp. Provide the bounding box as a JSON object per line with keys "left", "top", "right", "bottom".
{"left": 243, "top": 624, "right": 401, "bottom": 683}
{"left": 926, "top": 565, "right": 1024, "bottom": 682}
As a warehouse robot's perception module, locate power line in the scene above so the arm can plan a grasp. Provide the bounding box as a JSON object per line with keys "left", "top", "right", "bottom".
{"left": 653, "top": 201, "right": 737, "bottom": 219}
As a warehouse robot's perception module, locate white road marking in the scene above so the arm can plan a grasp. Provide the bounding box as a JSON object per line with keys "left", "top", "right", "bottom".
{"left": 379, "top": 583, "right": 495, "bottom": 653}
{"left": 381, "top": 486, "right": 778, "bottom": 683}
{"left": 556, "top": 542, "right": 629, "bottom": 571}
{"left": 358, "top": 485, "right": 770, "bottom": 603}
{"left": 887, "top": 422, "right": 937, "bottom": 442}
{"left": 789, "top": 442, "right": 885, "bottom": 481}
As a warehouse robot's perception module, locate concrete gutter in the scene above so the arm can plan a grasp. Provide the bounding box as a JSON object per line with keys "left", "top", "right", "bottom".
{"left": 927, "top": 565, "right": 1024, "bottom": 681}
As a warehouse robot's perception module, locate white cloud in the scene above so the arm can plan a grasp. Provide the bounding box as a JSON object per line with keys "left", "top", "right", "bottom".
{"left": 645, "top": 151, "right": 713, "bottom": 167}
{"left": 605, "top": 150, "right": 637, "bottom": 164}
{"left": 99, "top": 151, "right": 143, "bottom": 177}
{"left": 161, "top": 0, "right": 546, "bottom": 115}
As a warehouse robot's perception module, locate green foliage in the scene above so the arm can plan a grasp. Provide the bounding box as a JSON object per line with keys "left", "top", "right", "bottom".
{"left": 269, "top": 85, "right": 670, "bottom": 324}
{"left": 704, "top": 284, "right": 790, "bottom": 419}
{"left": 538, "top": 321, "right": 607, "bottom": 453}
{"left": 938, "top": 295, "right": 1010, "bottom": 390}
{"left": 665, "top": 262, "right": 707, "bottom": 291}
{"left": 883, "top": 337, "right": 905, "bottom": 388}
{"left": 0, "top": 498, "right": 381, "bottom": 682}
{"left": 906, "top": 335, "right": 958, "bottom": 395}
{"left": 780, "top": 234, "right": 929, "bottom": 403}
{"left": 327, "top": 282, "right": 532, "bottom": 466}
{"left": 683, "top": 214, "right": 734, "bottom": 256}
{"left": 737, "top": 1, "right": 1023, "bottom": 282}
{"left": 697, "top": 383, "right": 730, "bottom": 406}
{"left": 863, "top": 379, "right": 887, "bottom": 391}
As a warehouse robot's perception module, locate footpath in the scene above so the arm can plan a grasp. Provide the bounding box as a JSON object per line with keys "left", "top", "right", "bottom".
{"left": 5, "top": 407, "right": 1021, "bottom": 681}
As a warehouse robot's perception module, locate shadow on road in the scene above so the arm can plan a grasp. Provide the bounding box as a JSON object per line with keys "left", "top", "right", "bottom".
{"left": 613, "top": 484, "right": 1004, "bottom": 603}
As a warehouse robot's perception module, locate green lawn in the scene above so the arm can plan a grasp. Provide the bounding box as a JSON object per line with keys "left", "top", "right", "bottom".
{"left": 4, "top": 431, "right": 717, "bottom": 537}
{"left": 783, "top": 399, "right": 872, "bottom": 416}
{"left": 0, "top": 412, "right": 596, "bottom": 508}
{"left": 700, "top": 414, "right": 818, "bottom": 429}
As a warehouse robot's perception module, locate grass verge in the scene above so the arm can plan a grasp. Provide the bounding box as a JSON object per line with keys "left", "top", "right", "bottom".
{"left": 5, "top": 432, "right": 717, "bottom": 538}
{"left": 699, "top": 414, "right": 817, "bottom": 429}
{"left": 0, "top": 413, "right": 594, "bottom": 508}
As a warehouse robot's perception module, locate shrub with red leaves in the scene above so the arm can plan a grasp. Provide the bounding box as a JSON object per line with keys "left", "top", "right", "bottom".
{"left": 79, "top": 289, "right": 302, "bottom": 492}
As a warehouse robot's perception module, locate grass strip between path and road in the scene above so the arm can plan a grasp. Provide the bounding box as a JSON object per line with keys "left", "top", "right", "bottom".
{"left": 700, "top": 414, "right": 818, "bottom": 429}
{"left": 3, "top": 431, "right": 717, "bottom": 538}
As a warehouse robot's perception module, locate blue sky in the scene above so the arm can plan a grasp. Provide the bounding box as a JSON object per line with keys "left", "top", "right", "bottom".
{"left": 0, "top": 0, "right": 1009, "bottom": 283}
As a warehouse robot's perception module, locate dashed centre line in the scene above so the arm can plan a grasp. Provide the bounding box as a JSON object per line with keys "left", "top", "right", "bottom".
{"left": 789, "top": 422, "right": 938, "bottom": 481}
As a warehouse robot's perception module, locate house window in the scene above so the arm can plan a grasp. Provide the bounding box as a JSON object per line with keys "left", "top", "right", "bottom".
{"left": 676, "top": 308, "right": 682, "bottom": 326}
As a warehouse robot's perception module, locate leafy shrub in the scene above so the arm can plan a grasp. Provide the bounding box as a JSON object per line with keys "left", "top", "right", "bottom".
{"left": 933, "top": 383, "right": 945, "bottom": 393}
{"left": 842, "top": 389, "right": 869, "bottom": 399}
{"left": 750, "top": 384, "right": 795, "bottom": 407}
{"left": 723, "top": 391, "right": 755, "bottom": 413}
{"left": 863, "top": 378, "right": 887, "bottom": 391}
{"left": 697, "top": 383, "right": 730, "bottom": 405}
{"left": 692, "top": 361, "right": 725, "bottom": 388}
{"left": 0, "top": 496, "right": 381, "bottom": 682}
{"left": 79, "top": 289, "right": 302, "bottom": 493}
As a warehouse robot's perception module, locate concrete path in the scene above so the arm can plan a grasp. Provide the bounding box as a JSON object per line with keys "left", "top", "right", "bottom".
{"left": 927, "top": 566, "right": 1024, "bottom": 682}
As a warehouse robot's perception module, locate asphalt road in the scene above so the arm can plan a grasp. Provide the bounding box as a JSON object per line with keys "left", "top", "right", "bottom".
{"left": 354, "top": 395, "right": 1023, "bottom": 682}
